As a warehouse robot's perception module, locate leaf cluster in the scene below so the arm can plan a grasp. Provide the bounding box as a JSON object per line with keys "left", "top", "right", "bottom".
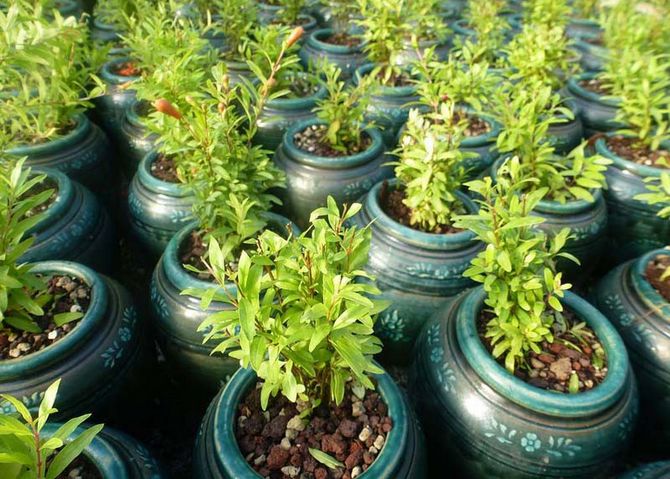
{"left": 523, "top": 0, "right": 571, "bottom": 30}
{"left": 197, "top": 198, "right": 387, "bottom": 410}
{"left": 93, "top": 0, "right": 153, "bottom": 31}
{"left": 0, "top": 380, "right": 103, "bottom": 479}
{"left": 454, "top": 0, "right": 509, "bottom": 64}
{"left": 454, "top": 158, "right": 574, "bottom": 371}
{"left": 636, "top": 173, "right": 670, "bottom": 220}
{"left": 204, "top": 0, "right": 258, "bottom": 57}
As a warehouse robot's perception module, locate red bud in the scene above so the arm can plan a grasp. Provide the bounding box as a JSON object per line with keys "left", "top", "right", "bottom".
{"left": 286, "top": 26, "right": 304, "bottom": 47}
{"left": 153, "top": 99, "right": 181, "bottom": 119}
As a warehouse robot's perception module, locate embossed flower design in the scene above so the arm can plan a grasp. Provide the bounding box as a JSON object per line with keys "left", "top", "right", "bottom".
{"left": 521, "top": 433, "right": 541, "bottom": 452}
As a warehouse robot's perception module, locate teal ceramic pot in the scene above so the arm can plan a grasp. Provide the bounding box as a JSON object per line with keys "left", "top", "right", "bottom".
{"left": 549, "top": 99, "right": 584, "bottom": 155}
{"left": 592, "top": 249, "right": 670, "bottom": 451}
{"left": 42, "top": 423, "right": 164, "bottom": 478}
{"left": 21, "top": 169, "right": 116, "bottom": 274}
{"left": 409, "top": 287, "right": 638, "bottom": 479}
{"left": 258, "top": 10, "right": 318, "bottom": 42}
{"left": 299, "top": 28, "right": 366, "bottom": 80}
{"left": 566, "top": 73, "right": 620, "bottom": 136}
{"left": 573, "top": 32, "right": 608, "bottom": 72}
{"left": 93, "top": 57, "right": 140, "bottom": 141}
{"left": 193, "top": 366, "right": 427, "bottom": 478}
{"left": 274, "top": 118, "right": 392, "bottom": 229}
{"left": 596, "top": 136, "right": 670, "bottom": 264}
{"left": 0, "top": 261, "right": 144, "bottom": 420}
{"left": 254, "top": 75, "right": 327, "bottom": 150}
{"left": 619, "top": 462, "right": 670, "bottom": 479}
{"left": 150, "top": 215, "right": 297, "bottom": 393}
{"left": 354, "top": 64, "right": 420, "bottom": 147}
{"left": 56, "top": 0, "right": 83, "bottom": 18}
{"left": 353, "top": 180, "right": 482, "bottom": 365}
{"left": 566, "top": 19, "right": 602, "bottom": 40}
{"left": 7, "top": 114, "right": 114, "bottom": 197}
{"left": 118, "top": 99, "right": 157, "bottom": 176}
{"left": 222, "top": 59, "right": 254, "bottom": 86}
{"left": 490, "top": 158, "right": 608, "bottom": 281}
{"left": 90, "top": 18, "right": 127, "bottom": 57}
{"left": 127, "top": 151, "right": 193, "bottom": 259}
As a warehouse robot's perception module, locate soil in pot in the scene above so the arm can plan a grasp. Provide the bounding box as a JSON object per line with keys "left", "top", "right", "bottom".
{"left": 236, "top": 383, "right": 393, "bottom": 479}
{"left": 56, "top": 454, "right": 101, "bottom": 479}
{"left": 455, "top": 111, "right": 491, "bottom": 137}
{"left": 293, "top": 124, "right": 372, "bottom": 157}
{"left": 477, "top": 309, "right": 608, "bottom": 393}
{"left": 279, "top": 73, "right": 320, "bottom": 98}
{"left": 645, "top": 254, "right": 670, "bottom": 301}
{"left": 379, "top": 182, "right": 462, "bottom": 234}
{"left": 150, "top": 155, "right": 180, "bottom": 183}
{"left": 606, "top": 136, "right": 670, "bottom": 167}
{"left": 179, "top": 230, "right": 211, "bottom": 280}
{"left": 0, "top": 275, "right": 91, "bottom": 360}
{"left": 579, "top": 77, "right": 611, "bottom": 96}
{"left": 323, "top": 32, "right": 361, "bottom": 47}
{"left": 25, "top": 177, "right": 58, "bottom": 216}
{"left": 373, "top": 69, "right": 413, "bottom": 88}
{"left": 113, "top": 60, "right": 141, "bottom": 77}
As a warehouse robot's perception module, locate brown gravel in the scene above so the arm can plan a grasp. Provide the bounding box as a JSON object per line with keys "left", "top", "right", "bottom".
{"left": 236, "top": 383, "right": 392, "bottom": 479}
{"left": 579, "top": 78, "right": 611, "bottom": 96}
{"left": 606, "top": 136, "right": 670, "bottom": 168}
{"left": 294, "top": 124, "right": 371, "bottom": 157}
{"left": 646, "top": 255, "right": 670, "bottom": 302}
{"left": 151, "top": 155, "right": 180, "bottom": 183}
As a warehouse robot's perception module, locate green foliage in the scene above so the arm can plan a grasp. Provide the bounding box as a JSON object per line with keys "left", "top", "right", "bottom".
{"left": 0, "top": 158, "right": 53, "bottom": 333}
{"left": 355, "top": 0, "right": 405, "bottom": 78}
{"left": 636, "top": 173, "right": 670, "bottom": 220}
{"left": 455, "top": 0, "right": 509, "bottom": 64}
{"left": 454, "top": 158, "right": 574, "bottom": 371}
{"left": 523, "top": 0, "right": 571, "bottom": 29}
{"left": 571, "top": 0, "right": 600, "bottom": 19}
{"left": 0, "top": 379, "right": 103, "bottom": 479}
{"left": 275, "top": 0, "right": 307, "bottom": 25}
{"left": 93, "top": 0, "right": 152, "bottom": 30}
{"left": 207, "top": 0, "right": 257, "bottom": 57}
{"left": 405, "top": 0, "right": 449, "bottom": 43}
{"left": 313, "top": 63, "right": 371, "bottom": 152}
{"left": 0, "top": 1, "right": 106, "bottom": 145}
{"left": 391, "top": 108, "right": 472, "bottom": 231}
{"left": 599, "top": 0, "right": 669, "bottom": 56}
{"left": 197, "top": 198, "right": 387, "bottom": 410}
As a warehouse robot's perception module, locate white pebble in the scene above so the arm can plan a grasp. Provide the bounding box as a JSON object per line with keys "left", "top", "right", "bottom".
{"left": 281, "top": 465, "right": 300, "bottom": 477}
{"left": 48, "top": 330, "right": 58, "bottom": 340}
{"left": 254, "top": 454, "right": 266, "bottom": 465}
{"left": 286, "top": 415, "right": 305, "bottom": 431}
{"left": 280, "top": 437, "right": 291, "bottom": 450}
{"left": 373, "top": 434, "right": 385, "bottom": 450}
{"left": 352, "top": 466, "right": 362, "bottom": 478}
{"left": 358, "top": 425, "right": 372, "bottom": 442}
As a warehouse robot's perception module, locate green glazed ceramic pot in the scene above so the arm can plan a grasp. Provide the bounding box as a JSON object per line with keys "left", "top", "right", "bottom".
{"left": 549, "top": 99, "right": 584, "bottom": 155}
{"left": 93, "top": 57, "right": 140, "bottom": 142}
{"left": 353, "top": 180, "right": 482, "bottom": 365}
{"left": 90, "top": 18, "right": 127, "bottom": 57}
{"left": 566, "top": 73, "right": 620, "bottom": 136}
{"left": 566, "top": 19, "right": 601, "bottom": 41}
{"left": 619, "top": 462, "right": 670, "bottom": 479}
{"left": 254, "top": 74, "right": 327, "bottom": 150}
{"left": 257, "top": 9, "right": 318, "bottom": 41}
{"left": 274, "top": 118, "right": 392, "bottom": 230}
{"left": 354, "top": 64, "right": 420, "bottom": 147}
{"left": 596, "top": 136, "right": 670, "bottom": 265}
{"left": 7, "top": 114, "right": 114, "bottom": 197}
{"left": 592, "top": 249, "right": 670, "bottom": 451}
{"left": 0, "top": 261, "right": 145, "bottom": 420}
{"left": 150, "top": 215, "right": 297, "bottom": 393}
{"left": 299, "top": 28, "right": 366, "bottom": 80}
{"left": 193, "top": 367, "right": 428, "bottom": 478}
{"left": 56, "top": 0, "right": 83, "bottom": 18}
{"left": 22, "top": 169, "right": 116, "bottom": 274}
{"left": 573, "top": 32, "right": 608, "bottom": 72}
{"left": 42, "top": 423, "right": 165, "bottom": 478}
{"left": 409, "top": 287, "right": 638, "bottom": 479}
{"left": 118, "top": 99, "right": 157, "bottom": 176}
{"left": 127, "top": 151, "right": 193, "bottom": 259}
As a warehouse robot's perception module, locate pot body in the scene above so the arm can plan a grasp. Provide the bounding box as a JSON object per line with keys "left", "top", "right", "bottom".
{"left": 353, "top": 180, "right": 482, "bottom": 365}
{"left": 8, "top": 114, "right": 114, "bottom": 197}
{"left": 299, "top": 28, "right": 366, "bottom": 80}
{"left": 573, "top": 32, "right": 608, "bottom": 72}
{"left": 118, "top": 99, "right": 157, "bottom": 176}
{"left": 548, "top": 99, "right": 584, "bottom": 154}
{"left": 0, "top": 261, "right": 145, "bottom": 420}
{"left": 566, "top": 73, "right": 620, "bottom": 136}
{"left": 22, "top": 169, "right": 116, "bottom": 274}
{"left": 409, "top": 287, "right": 638, "bottom": 479}
{"left": 592, "top": 249, "right": 670, "bottom": 451}
{"left": 597, "top": 137, "right": 670, "bottom": 265}
{"left": 93, "top": 57, "right": 139, "bottom": 143}
{"left": 193, "top": 367, "right": 427, "bottom": 478}
{"left": 275, "top": 119, "right": 392, "bottom": 230}
{"left": 566, "top": 19, "right": 601, "bottom": 41}
{"left": 127, "top": 151, "right": 194, "bottom": 259}
{"left": 619, "top": 462, "right": 670, "bottom": 479}
{"left": 354, "top": 64, "right": 419, "bottom": 147}
{"left": 149, "top": 217, "right": 295, "bottom": 393}
{"left": 90, "top": 18, "right": 122, "bottom": 46}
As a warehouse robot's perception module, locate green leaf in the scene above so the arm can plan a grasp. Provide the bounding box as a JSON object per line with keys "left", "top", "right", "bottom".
{"left": 45, "top": 424, "right": 104, "bottom": 479}
{"left": 308, "top": 448, "right": 344, "bottom": 470}
{"left": 53, "top": 312, "right": 83, "bottom": 327}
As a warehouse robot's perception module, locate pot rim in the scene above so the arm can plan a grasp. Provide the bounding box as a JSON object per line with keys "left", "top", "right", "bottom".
{"left": 265, "top": 71, "right": 327, "bottom": 110}
{"left": 456, "top": 286, "right": 630, "bottom": 417}
{"left": 596, "top": 134, "right": 670, "bottom": 179}
{"left": 0, "top": 261, "right": 107, "bottom": 379}
{"left": 354, "top": 63, "right": 418, "bottom": 97}
{"left": 631, "top": 248, "right": 670, "bottom": 318}
{"left": 27, "top": 168, "right": 75, "bottom": 234}
{"left": 566, "top": 72, "right": 619, "bottom": 107}
{"left": 7, "top": 113, "right": 90, "bottom": 157}
{"left": 280, "top": 118, "right": 384, "bottom": 169}
{"left": 137, "top": 151, "right": 190, "bottom": 197}
{"left": 363, "top": 179, "right": 478, "bottom": 251}
{"left": 306, "top": 28, "right": 364, "bottom": 54}
{"left": 210, "top": 366, "right": 410, "bottom": 477}
{"left": 125, "top": 98, "right": 149, "bottom": 129}
{"left": 100, "top": 56, "right": 141, "bottom": 85}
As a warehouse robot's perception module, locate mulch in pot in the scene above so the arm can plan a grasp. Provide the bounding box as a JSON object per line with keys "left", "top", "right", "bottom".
{"left": 379, "top": 182, "right": 461, "bottom": 235}
{"left": 579, "top": 77, "right": 611, "bottom": 96}
{"left": 113, "top": 60, "right": 141, "bottom": 77}
{"left": 478, "top": 309, "right": 608, "bottom": 393}
{"left": 150, "top": 155, "right": 180, "bottom": 183}
{"left": 645, "top": 254, "right": 670, "bottom": 302}
{"left": 56, "top": 454, "right": 102, "bottom": 479}
{"left": 237, "top": 382, "right": 393, "bottom": 479}
{"left": 293, "top": 124, "right": 372, "bottom": 157}
{"left": 322, "top": 32, "right": 361, "bottom": 47}
{"left": 606, "top": 135, "right": 670, "bottom": 168}
{"left": 0, "top": 275, "right": 91, "bottom": 360}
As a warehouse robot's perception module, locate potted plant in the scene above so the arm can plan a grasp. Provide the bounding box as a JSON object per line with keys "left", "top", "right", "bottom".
{"left": 90, "top": 0, "right": 142, "bottom": 53}
{"left": 594, "top": 53, "right": 670, "bottom": 264}
{"left": 409, "top": 160, "right": 637, "bottom": 478}
{"left": 0, "top": 159, "right": 144, "bottom": 419}
{"left": 451, "top": 0, "right": 511, "bottom": 66}
{"left": 0, "top": 379, "right": 165, "bottom": 478}
{"left": 491, "top": 83, "right": 610, "bottom": 281}
{"left": 193, "top": 198, "right": 427, "bottom": 478}
{"left": 274, "top": 62, "right": 390, "bottom": 229}
{"left": 149, "top": 32, "right": 301, "bottom": 391}
{"left": 394, "top": 0, "right": 451, "bottom": 66}
{"left": 566, "top": 0, "right": 602, "bottom": 40}
{"left": 592, "top": 175, "right": 670, "bottom": 451}
{"left": 257, "top": 0, "right": 318, "bottom": 36}
{"left": 354, "top": 107, "right": 482, "bottom": 364}
{"left": 2, "top": 3, "right": 111, "bottom": 197}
